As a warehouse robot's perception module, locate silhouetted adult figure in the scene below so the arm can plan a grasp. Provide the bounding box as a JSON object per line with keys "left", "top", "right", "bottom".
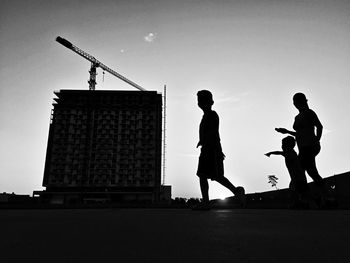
{"left": 276, "top": 93, "right": 325, "bottom": 192}
{"left": 195, "top": 90, "right": 245, "bottom": 210}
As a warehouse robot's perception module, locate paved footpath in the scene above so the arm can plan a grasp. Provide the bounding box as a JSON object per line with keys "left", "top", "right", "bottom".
{"left": 1, "top": 209, "right": 350, "bottom": 263}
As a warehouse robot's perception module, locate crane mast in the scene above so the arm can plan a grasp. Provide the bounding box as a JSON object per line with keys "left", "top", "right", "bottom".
{"left": 56, "top": 36, "right": 146, "bottom": 91}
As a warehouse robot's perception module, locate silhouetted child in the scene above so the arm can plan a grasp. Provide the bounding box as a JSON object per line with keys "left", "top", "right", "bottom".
{"left": 265, "top": 136, "right": 310, "bottom": 208}
{"left": 195, "top": 90, "right": 245, "bottom": 210}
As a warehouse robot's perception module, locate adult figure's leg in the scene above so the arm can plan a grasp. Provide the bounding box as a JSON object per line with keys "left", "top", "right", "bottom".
{"left": 299, "top": 145, "right": 324, "bottom": 187}
{"left": 298, "top": 144, "right": 329, "bottom": 208}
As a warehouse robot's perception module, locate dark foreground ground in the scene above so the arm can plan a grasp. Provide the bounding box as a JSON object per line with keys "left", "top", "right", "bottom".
{"left": 1, "top": 208, "right": 350, "bottom": 263}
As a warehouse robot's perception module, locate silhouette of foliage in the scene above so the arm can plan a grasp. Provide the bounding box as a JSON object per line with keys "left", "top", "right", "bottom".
{"left": 268, "top": 175, "right": 279, "bottom": 190}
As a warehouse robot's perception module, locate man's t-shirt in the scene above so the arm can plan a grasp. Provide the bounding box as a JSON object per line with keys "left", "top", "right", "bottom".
{"left": 199, "top": 110, "right": 221, "bottom": 150}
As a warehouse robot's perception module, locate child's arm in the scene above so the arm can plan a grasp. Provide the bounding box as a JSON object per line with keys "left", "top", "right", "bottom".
{"left": 265, "top": 151, "right": 284, "bottom": 157}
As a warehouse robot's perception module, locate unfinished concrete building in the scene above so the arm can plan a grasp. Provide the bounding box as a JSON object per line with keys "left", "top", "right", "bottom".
{"left": 36, "top": 90, "right": 170, "bottom": 204}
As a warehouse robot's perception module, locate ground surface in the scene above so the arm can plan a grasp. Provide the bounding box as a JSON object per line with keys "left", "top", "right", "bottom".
{"left": 1, "top": 208, "right": 349, "bottom": 263}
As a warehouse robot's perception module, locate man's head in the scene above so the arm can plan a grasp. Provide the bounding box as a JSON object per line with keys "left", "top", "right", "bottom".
{"left": 197, "top": 90, "right": 214, "bottom": 111}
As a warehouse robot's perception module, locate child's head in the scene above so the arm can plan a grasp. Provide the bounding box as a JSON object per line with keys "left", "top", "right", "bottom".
{"left": 282, "top": 136, "right": 296, "bottom": 151}
{"left": 197, "top": 90, "right": 214, "bottom": 110}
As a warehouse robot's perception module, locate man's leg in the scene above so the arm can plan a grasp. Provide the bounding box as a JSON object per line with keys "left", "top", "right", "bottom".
{"left": 216, "top": 176, "right": 246, "bottom": 207}
{"left": 200, "top": 177, "right": 209, "bottom": 203}
{"left": 215, "top": 176, "right": 236, "bottom": 194}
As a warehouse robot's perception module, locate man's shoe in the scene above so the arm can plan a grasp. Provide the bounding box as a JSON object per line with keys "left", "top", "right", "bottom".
{"left": 235, "top": 186, "right": 246, "bottom": 208}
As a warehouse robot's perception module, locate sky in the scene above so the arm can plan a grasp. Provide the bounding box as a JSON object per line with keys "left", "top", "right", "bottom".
{"left": 1, "top": 0, "right": 350, "bottom": 199}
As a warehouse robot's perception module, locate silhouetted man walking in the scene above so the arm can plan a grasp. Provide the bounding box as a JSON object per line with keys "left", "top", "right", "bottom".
{"left": 195, "top": 90, "right": 245, "bottom": 210}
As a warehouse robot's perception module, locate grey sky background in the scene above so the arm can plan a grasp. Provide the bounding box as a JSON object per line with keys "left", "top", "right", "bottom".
{"left": 1, "top": 0, "right": 349, "bottom": 199}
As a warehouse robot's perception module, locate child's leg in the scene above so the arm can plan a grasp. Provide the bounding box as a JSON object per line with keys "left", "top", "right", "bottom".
{"left": 291, "top": 181, "right": 311, "bottom": 209}
{"left": 200, "top": 177, "right": 209, "bottom": 203}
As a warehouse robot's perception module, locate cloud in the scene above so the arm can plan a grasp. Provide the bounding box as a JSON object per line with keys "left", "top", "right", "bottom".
{"left": 144, "top": 32, "right": 157, "bottom": 43}
{"left": 215, "top": 91, "right": 251, "bottom": 104}
{"left": 215, "top": 95, "right": 241, "bottom": 104}
{"left": 175, "top": 152, "right": 198, "bottom": 158}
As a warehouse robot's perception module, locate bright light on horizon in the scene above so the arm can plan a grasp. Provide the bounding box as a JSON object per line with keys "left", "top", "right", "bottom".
{"left": 219, "top": 195, "right": 228, "bottom": 201}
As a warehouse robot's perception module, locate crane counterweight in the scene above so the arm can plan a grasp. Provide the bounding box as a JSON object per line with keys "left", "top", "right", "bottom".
{"left": 56, "top": 37, "right": 73, "bottom": 49}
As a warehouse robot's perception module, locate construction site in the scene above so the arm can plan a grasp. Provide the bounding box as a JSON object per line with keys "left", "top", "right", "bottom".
{"left": 26, "top": 36, "right": 350, "bottom": 210}
{"left": 33, "top": 36, "right": 171, "bottom": 204}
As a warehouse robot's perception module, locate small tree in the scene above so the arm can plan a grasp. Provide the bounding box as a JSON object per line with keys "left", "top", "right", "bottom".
{"left": 268, "top": 175, "right": 279, "bottom": 190}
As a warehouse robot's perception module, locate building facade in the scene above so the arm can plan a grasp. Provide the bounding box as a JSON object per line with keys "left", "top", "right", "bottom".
{"left": 40, "top": 90, "right": 166, "bottom": 203}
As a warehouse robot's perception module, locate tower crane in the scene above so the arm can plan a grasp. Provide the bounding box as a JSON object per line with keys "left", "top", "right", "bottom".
{"left": 56, "top": 36, "right": 146, "bottom": 91}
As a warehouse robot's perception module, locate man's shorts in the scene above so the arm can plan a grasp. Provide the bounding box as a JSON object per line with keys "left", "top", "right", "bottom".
{"left": 196, "top": 147, "right": 224, "bottom": 180}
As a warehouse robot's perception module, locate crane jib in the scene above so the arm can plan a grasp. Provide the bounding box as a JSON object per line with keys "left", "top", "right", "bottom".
{"left": 55, "top": 36, "right": 146, "bottom": 91}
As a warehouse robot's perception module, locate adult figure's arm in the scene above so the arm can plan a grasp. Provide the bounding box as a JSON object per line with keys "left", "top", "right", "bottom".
{"left": 275, "top": 128, "right": 296, "bottom": 136}
{"left": 265, "top": 151, "right": 284, "bottom": 157}
{"left": 310, "top": 110, "right": 323, "bottom": 141}
{"left": 316, "top": 122, "right": 323, "bottom": 141}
